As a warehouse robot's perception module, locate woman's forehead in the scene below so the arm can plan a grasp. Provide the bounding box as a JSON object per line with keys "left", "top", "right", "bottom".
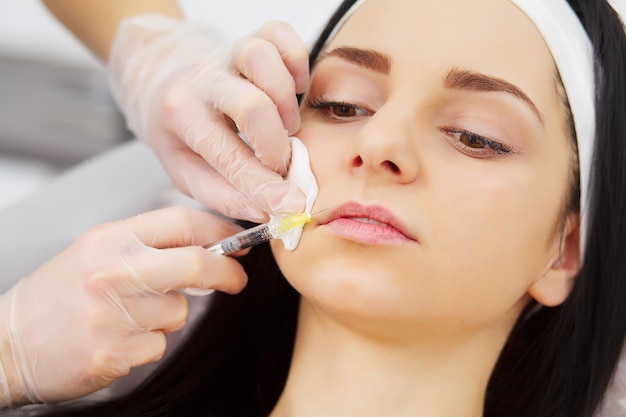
{"left": 324, "top": 0, "right": 560, "bottom": 123}
{"left": 327, "top": 0, "right": 554, "bottom": 71}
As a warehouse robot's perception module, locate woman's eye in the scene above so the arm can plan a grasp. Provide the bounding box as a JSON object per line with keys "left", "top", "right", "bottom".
{"left": 445, "top": 128, "right": 513, "bottom": 157}
{"left": 305, "top": 96, "right": 370, "bottom": 120}
{"left": 458, "top": 131, "right": 487, "bottom": 149}
{"left": 331, "top": 104, "right": 358, "bottom": 117}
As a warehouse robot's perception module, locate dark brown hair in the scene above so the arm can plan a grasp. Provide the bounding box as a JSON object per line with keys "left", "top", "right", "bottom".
{"left": 16, "top": 1, "right": 626, "bottom": 416}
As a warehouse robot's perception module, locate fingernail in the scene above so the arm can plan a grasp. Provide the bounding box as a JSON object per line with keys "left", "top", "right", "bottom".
{"left": 241, "top": 206, "right": 268, "bottom": 223}
{"left": 229, "top": 195, "right": 268, "bottom": 222}
{"left": 183, "top": 288, "right": 215, "bottom": 296}
{"left": 285, "top": 113, "right": 301, "bottom": 137}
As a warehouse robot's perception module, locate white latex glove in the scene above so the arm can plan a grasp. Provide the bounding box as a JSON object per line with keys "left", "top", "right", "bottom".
{"left": 108, "top": 16, "right": 309, "bottom": 222}
{"left": 0, "top": 206, "right": 247, "bottom": 407}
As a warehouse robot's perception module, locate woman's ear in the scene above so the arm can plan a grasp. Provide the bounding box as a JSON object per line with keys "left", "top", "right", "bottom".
{"left": 528, "top": 213, "right": 581, "bottom": 307}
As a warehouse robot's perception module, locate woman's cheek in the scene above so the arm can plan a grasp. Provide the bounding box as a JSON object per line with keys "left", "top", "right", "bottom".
{"left": 297, "top": 127, "right": 341, "bottom": 182}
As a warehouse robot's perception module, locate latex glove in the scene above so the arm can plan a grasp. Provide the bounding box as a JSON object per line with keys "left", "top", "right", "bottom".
{"left": 0, "top": 206, "right": 247, "bottom": 407}
{"left": 108, "top": 16, "right": 309, "bottom": 222}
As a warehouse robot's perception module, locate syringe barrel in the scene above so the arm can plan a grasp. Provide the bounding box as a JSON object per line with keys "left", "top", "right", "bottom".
{"left": 206, "top": 213, "right": 312, "bottom": 255}
{"left": 215, "top": 223, "right": 272, "bottom": 255}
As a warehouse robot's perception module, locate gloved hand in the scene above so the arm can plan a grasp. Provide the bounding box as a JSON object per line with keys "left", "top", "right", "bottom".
{"left": 0, "top": 206, "right": 247, "bottom": 407}
{"left": 108, "top": 16, "right": 309, "bottom": 222}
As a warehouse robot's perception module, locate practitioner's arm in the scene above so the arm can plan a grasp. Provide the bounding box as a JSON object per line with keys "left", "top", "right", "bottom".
{"left": 42, "top": 0, "right": 184, "bottom": 61}
{"left": 0, "top": 206, "right": 247, "bottom": 407}
{"left": 43, "top": 0, "right": 308, "bottom": 222}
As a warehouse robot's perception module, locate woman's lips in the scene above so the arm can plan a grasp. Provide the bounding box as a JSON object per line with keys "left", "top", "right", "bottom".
{"left": 318, "top": 202, "right": 417, "bottom": 244}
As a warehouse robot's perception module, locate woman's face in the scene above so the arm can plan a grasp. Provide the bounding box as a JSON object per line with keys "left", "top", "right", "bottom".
{"left": 272, "top": 0, "right": 577, "bottom": 334}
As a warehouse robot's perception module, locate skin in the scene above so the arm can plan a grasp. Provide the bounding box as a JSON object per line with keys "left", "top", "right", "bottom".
{"left": 42, "top": 1, "right": 309, "bottom": 221}
{"left": 42, "top": 0, "right": 184, "bottom": 61}
{"left": 270, "top": 0, "right": 581, "bottom": 416}
{"left": 0, "top": 207, "right": 248, "bottom": 406}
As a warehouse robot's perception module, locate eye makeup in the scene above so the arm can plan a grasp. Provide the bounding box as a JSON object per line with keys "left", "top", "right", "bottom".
{"left": 305, "top": 96, "right": 373, "bottom": 121}
{"left": 442, "top": 128, "right": 516, "bottom": 159}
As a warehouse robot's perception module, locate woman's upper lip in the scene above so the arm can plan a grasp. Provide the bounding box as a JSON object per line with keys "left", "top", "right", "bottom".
{"left": 318, "top": 201, "right": 417, "bottom": 241}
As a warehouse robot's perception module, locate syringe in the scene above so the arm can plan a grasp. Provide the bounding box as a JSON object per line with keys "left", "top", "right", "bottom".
{"left": 206, "top": 212, "right": 312, "bottom": 255}
{"left": 183, "top": 212, "right": 312, "bottom": 296}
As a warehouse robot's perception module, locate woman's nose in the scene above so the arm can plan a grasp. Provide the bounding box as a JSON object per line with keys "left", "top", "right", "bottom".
{"left": 348, "top": 107, "right": 419, "bottom": 184}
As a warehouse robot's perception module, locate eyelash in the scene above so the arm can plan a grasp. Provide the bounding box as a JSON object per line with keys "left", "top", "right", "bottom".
{"left": 305, "top": 96, "right": 371, "bottom": 121}
{"left": 443, "top": 128, "right": 514, "bottom": 158}
{"left": 305, "top": 96, "right": 514, "bottom": 158}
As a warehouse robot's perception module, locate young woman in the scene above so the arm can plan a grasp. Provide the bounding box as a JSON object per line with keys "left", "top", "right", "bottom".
{"left": 13, "top": 0, "right": 626, "bottom": 415}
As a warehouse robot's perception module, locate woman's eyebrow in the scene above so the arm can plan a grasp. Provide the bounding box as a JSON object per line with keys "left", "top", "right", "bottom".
{"left": 317, "top": 49, "right": 544, "bottom": 125}
{"left": 444, "top": 68, "right": 545, "bottom": 124}
{"left": 317, "top": 46, "right": 391, "bottom": 74}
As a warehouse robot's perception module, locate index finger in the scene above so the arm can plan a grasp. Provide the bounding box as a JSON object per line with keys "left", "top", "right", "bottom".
{"left": 171, "top": 105, "right": 306, "bottom": 216}
{"left": 253, "top": 21, "right": 310, "bottom": 94}
{"left": 127, "top": 246, "right": 248, "bottom": 294}
{"left": 126, "top": 206, "right": 243, "bottom": 249}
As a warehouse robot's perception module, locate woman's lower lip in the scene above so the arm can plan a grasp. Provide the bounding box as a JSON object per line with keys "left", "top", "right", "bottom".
{"left": 322, "top": 218, "right": 412, "bottom": 244}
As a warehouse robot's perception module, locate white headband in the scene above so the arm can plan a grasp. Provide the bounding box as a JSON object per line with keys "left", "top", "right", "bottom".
{"left": 323, "top": 0, "right": 597, "bottom": 251}
{"left": 509, "top": 0, "right": 595, "bottom": 250}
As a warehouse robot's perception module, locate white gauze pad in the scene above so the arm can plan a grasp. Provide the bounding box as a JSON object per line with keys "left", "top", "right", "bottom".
{"left": 270, "top": 136, "right": 318, "bottom": 250}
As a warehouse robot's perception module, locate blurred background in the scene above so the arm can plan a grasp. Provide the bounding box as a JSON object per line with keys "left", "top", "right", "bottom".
{"left": 0, "top": 0, "right": 337, "bottom": 210}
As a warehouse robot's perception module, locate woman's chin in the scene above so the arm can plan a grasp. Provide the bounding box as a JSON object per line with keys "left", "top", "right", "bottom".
{"left": 276, "top": 256, "right": 407, "bottom": 326}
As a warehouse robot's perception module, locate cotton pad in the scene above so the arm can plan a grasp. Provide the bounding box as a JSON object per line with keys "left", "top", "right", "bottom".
{"left": 270, "top": 137, "right": 318, "bottom": 250}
